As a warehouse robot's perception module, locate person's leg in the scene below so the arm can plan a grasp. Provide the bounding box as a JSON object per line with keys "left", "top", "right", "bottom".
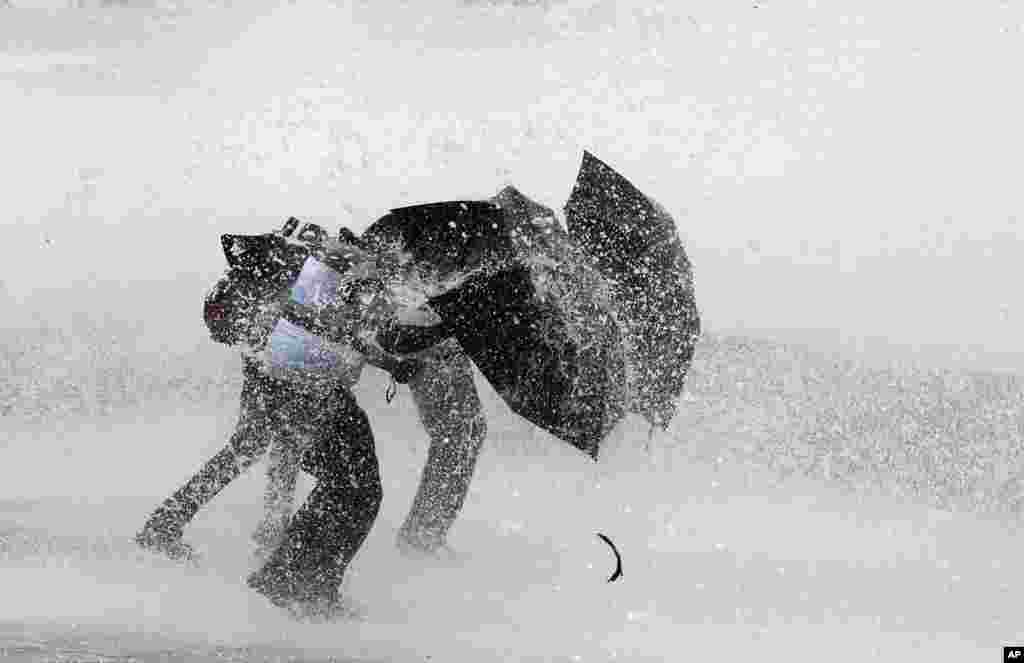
{"left": 398, "top": 339, "right": 486, "bottom": 556}
{"left": 251, "top": 433, "right": 303, "bottom": 557}
{"left": 247, "top": 385, "right": 382, "bottom": 615}
{"left": 136, "top": 366, "right": 287, "bottom": 556}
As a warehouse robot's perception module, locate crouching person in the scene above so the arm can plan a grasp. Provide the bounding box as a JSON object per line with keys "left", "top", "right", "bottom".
{"left": 134, "top": 225, "right": 309, "bottom": 561}
{"left": 244, "top": 246, "right": 421, "bottom": 620}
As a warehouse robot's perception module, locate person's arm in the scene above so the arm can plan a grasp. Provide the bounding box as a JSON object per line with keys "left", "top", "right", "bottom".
{"left": 375, "top": 319, "right": 454, "bottom": 355}
{"left": 279, "top": 295, "right": 424, "bottom": 383}
{"left": 351, "top": 334, "right": 423, "bottom": 384}
{"left": 277, "top": 298, "right": 334, "bottom": 337}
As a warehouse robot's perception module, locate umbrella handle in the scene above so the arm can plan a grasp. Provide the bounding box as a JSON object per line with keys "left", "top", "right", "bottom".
{"left": 385, "top": 375, "right": 397, "bottom": 403}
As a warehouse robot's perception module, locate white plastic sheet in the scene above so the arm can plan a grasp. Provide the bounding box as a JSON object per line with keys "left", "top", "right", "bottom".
{"left": 265, "top": 256, "right": 363, "bottom": 382}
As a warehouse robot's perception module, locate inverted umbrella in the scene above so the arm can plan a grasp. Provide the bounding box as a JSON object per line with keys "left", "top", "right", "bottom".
{"left": 564, "top": 151, "right": 701, "bottom": 432}
{"left": 363, "top": 199, "right": 626, "bottom": 459}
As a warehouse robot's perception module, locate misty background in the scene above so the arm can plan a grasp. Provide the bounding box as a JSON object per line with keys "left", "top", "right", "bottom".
{"left": 2, "top": 1, "right": 1024, "bottom": 661}
{"left": 3, "top": 0, "right": 1022, "bottom": 376}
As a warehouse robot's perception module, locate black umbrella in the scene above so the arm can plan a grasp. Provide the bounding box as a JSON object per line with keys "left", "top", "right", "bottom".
{"left": 362, "top": 201, "right": 514, "bottom": 282}
{"left": 363, "top": 199, "right": 626, "bottom": 460}
{"left": 564, "top": 151, "right": 701, "bottom": 432}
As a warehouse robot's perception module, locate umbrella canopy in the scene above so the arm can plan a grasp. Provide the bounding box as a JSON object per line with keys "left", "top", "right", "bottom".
{"left": 564, "top": 151, "right": 701, "bottom": 431}
{"left": 489, "top": 185, "right": 628, "bottom": 453}
{"left": 363, "top": 199, "right": 626, "bottom": 459}
{"left": 362, "top": 200, "right": 515, "bottom": 285}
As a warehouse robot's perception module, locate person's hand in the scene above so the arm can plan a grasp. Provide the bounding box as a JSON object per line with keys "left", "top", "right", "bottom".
{"left": 361, "top": 292, "right": 396, "bottom": 328}
{"left": 390, "top": 358, "right": 423, "bottom": 385}
{"left": 375, "top": 321, "right": 403, "bottom": 355}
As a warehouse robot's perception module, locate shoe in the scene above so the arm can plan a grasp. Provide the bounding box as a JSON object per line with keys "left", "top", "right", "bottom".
{"left": 248, "top": 566, "right": 361, "bottom": 623}
{"left": 396, "top": 535, "right": 462, "bottom": 563}
{"left": 282, "top": 595, "right": 366, "bottom": 623}
{"left": 247, "top": 561, "right": 326, "bottom": 609}
{"left": 246, "top": 563, "right": 292, "bottom": 608}
{"left": 134, "top": 526, "right": 197, "bottom": 562}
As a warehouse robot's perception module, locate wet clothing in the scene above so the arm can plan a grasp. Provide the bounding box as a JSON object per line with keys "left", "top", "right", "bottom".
{"left": 138, "top": 357, "right": 379, "bottom": 576}
{"left": 139, "top": 248, "right": 485, "bottom": 610}
{"left": 137, "top": 357, "right": 308, "bottom": 549}
{"left": 377, "top": 318, "right": 455, "bottom": 355}
{"left": 399, "top": 338, "right": 486, "bottom": 552}
{"left": 246, "top": 377, "right": 382, "bottom": 607}
{"left": 136, "top": 267, "right": 300, "bottom": 553}
{"left": 137, "top": 258, "right": 372, "bottom": 565}
{"left": 243, "top": 256, "right": 385, "bottom": 606}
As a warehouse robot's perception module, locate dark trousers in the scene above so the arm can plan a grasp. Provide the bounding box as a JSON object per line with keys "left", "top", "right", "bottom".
{"left": 141, "top": 345, "right": 483, "bottom": 599}
{"left": 248, "top": 380, "right": 382, "bottom": 604}
{"left": 140, "top": 359, "right": 334, "bottom": 538}
{"left": 399, "top": 339, "right": 485, "bottom": 551}
{"left": 142, "top": 359, "right": 381, "bottom": 602}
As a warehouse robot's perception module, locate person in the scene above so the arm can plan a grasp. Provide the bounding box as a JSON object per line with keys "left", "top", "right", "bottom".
{"left": 394, "top": 330, "right": 486, "bottom": 558}
{"left": 258, "top": 300, "right": 488, "bottom": 562}
{"left": 245, "top": 223, "right": 488, "bottom": 562}
{"left": 137, "top": 218, "right": 488, "bottom": 618}
{"left": 134, "top": 222, "right": 420, "bottom": 570}
{"left": 263, "top": 232, "right": 488, "bottom": 561}
{"left": 244, "top": 232, "right": 475, "bottom": 619}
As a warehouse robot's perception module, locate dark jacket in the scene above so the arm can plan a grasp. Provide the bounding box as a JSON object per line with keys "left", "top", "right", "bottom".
{"left": 205, "top": 261, "right": 425, "bottom": 386}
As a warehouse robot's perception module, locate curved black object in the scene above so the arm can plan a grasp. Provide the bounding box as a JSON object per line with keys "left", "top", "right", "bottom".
{"left": 564, "top": 151, "right": 701, "bottom": 431}
{"left": 362, "top": 200, "right": 514, "bottom": 280}
{"left": 596, "top": 532, "right": 623, "bottom": 583}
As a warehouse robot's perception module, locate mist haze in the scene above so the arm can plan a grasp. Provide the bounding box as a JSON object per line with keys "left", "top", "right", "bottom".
{"left": 2, "top": 1, "right": 1023, "bottom": 661}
